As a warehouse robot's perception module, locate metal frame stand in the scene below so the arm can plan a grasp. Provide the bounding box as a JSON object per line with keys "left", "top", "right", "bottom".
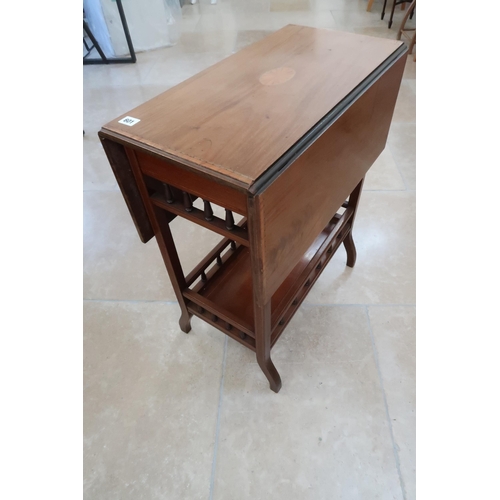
{"left": 83, "top": 0, "right": 136, "bottom": 65}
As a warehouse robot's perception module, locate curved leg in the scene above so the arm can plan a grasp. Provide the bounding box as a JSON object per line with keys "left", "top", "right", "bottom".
{"left": 179, "top": 312, "right": 192, "bottom": 333}
{"left": 257, "top": 352, "right": 282, "bottom": 393}
{"left": 408, "top": 32, "right": 416, "bottom": 55}
{"left": 343, "top": 230, "right": 357, "bottom": 268}
{"left": 255, "top": 302, "right": 282, "bottom": 393}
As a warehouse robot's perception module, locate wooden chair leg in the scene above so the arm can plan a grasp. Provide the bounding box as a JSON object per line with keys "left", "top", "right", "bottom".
{"left": 408, "top": 32, "right": 416, "bottom": 55}
{"left": 397, "top": 0, "right": 416, "bottom": 40}
{"left": 255, "top": 302, "right": 282, "bottom": 393}
{"left": 366, "top": 0, "right": 375, "bottom": 12}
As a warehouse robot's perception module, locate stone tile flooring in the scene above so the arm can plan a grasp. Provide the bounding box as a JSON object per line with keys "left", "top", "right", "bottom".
{"left": 84, "top": 1, "right": 415, "bottom": 498}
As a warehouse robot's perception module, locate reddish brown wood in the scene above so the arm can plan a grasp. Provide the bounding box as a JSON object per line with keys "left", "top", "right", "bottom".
{"left": 99, "top": 135, "right": 154, "bottom": 243}
{"left": 150, "top": 194, "right": 250, "bottom": 246}
{"left": 101, "top": 26, "right": 403, "bottom": 188}
{"left": 135, "top": 149, "right": 248, "bottom": 215}
{"left": 252, "top": 55, "right": 405, "bottom": 304}
{"left": 124, "top": 147, "right": 192, "bottom": 333}
{"left": 98, "top": 27, "right": 407, "bottom": 393}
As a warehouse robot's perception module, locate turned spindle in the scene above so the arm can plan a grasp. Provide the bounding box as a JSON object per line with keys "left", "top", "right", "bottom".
{"left": 164, "top": 183, "right": 174, "bottom": 203}
{"left": 230, "top": 241, "right": 237, "bottom": 251}
{"left": 225, "top": 209, "right": 235, "bottom": 230}
{"left": 182, "top": 191, "right": 193, "bottom": 212}
{"left": 203, "top": 200, "right": 214, "bottom": 221}
{"left": 216, "top": 254, "right": 223, "bottom": 266}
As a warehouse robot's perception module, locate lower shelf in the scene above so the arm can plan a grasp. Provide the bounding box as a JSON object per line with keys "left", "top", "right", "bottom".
{"left": 183, "top": 208, "right": 353, "bottom": 351}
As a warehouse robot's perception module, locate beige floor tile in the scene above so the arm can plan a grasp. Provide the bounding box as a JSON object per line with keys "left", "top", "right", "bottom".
{"left": 353, "top": 25, "right": 398, "bottom": 39}
{"left": 145, "top": 50, "right": 229, "bottom": 87}
{"left": 83, "top": 135, "right": 119, "bottom": 191}
{"left": 214, "top": 306, "right": 403, "bottom": 500}
{"left": 270, "top": 10, "right": 337, "bottom": 30}
{"left": 233, "top": 29, "right": 274, "bottom": 51}
{"left": 304, "top": 191, "right": 415, "bottom": 305}
{"left": 176, "top": 30, "right": 238, "bottom": 54}
{"left": 312, "top": 0, "right": 373, "bottom": 12}
{"left": 83, "top": 84, "right": 166, "bottom": 135}
{"left": 368, "top": 306, "right": 416, "bottom": 500}
{"left": 330, "top": 9, "right": 382, "bottom": 29}
{"left": 364, "top": 148, "right": 406, "bottom": 191}
{"left": 388, "top": 123, "right": 416, "bottom": 190}
{"left": 83, "top": 191, "right": 224, "bottom": 300}
{"left": 392, "top": 80, "right": 416, "bottom": 123}
{"left": 271, "top": 0, "right": 312, "bottom": 12}
{"left": 83, "top": 49, "right": 160, "bottom": 90}
{"left": 84, "top": 301, "right": 225, "bottom": 500}
{"left": 403, "top": 54, "right": 416, "bottom": 79}
{"left": 84, "top": 4, "right": 416, "bottom": 498}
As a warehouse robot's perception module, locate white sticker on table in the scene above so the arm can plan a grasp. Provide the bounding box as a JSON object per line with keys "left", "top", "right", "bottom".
{"left": 118, "top": 116, "right": 141, "bottom": 126}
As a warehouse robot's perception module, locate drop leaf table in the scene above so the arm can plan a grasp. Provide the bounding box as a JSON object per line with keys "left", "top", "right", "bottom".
{"left": 99, "top": 25, "right": 407, "bottom": 393}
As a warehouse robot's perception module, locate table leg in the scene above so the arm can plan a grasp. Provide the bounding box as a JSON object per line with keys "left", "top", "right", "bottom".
{"left": 344, "top": 231, "right": 357, "bottom": 268}
{"left": 125, "top": 148, "right": 193, "bottom": 333}
{"left": 255, "top": 302, "right": 282, "bottom": 393}
{"left": 343, "top": 177, "right": 365, "bottom": 269}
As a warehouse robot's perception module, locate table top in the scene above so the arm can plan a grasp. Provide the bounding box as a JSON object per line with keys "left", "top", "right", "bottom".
{"left": 102, "top": 25, "right": 403, "bottom": 188}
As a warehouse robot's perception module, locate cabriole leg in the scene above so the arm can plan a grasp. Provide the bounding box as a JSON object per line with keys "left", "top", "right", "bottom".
{"left": 255, "top": 302, "right": 282, "bottom": 393}
{"left": 343, "top": 230, "right": 357, "bottom": 268}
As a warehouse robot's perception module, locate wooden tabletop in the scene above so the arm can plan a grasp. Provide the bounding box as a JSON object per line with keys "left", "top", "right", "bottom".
{"left": 103, "top": 25, "right": 403, "bottom": 188}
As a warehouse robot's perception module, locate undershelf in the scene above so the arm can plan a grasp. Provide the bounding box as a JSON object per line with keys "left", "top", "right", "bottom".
{"left": 183, "top": 208, "right": 353, "bottom": 351}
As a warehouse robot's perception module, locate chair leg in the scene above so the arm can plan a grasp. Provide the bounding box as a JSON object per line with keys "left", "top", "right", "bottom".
{"left": 397, "top": 0, "right": 416, "bottom": 39}
{"left": 388, "top": 0, "right": 397, "bottom": 28}
{"left": 381, "top": 0, "right": 388, "bottom": 19}
{"left": 408, "top": 32, "right": 416, "bottom": 54}
{"left": 367, "top": 0, "right": 375, "bottom": 12}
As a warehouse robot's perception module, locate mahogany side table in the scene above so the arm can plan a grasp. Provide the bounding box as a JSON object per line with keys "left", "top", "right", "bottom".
{"left": 99, "top": 25, "right": 407, "bottom": 393}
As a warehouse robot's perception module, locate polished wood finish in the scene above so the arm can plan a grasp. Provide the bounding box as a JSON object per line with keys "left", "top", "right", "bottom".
{"left": 135, "top": 149, "right": 247, "bottom": 215}
{"left": 99, "top": 26, "right": 407, "bottom": 393}
{"left": 252, "top": 56, "right": 405, "bottom": 304}
{"left": 101, "top": 25, "right": 403, "bottom": 188}
{"left": 99, "top": 137, "right": 154, "bottom": 243}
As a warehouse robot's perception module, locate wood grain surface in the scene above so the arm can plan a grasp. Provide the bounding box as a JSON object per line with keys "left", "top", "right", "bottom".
{"left": 252, "top": 55, "right": 406, "bottom": 304}
{"left": 102, "top": 25, "right": 403, "bottom": 187}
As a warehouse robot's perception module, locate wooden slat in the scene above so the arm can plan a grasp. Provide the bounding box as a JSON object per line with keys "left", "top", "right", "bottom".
{"left": 185, "top": 218, "right": 248, "bottom": 287}
{"left": 184, "top": 289, "right": 255, "bottom": 337}
{"left": 150, "top": 194, "right": 250, "bottom": 246}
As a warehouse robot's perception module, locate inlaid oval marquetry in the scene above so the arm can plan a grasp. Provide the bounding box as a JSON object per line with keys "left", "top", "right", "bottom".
{"left": 259, "top": 67, "right": 296, "bottom": 86}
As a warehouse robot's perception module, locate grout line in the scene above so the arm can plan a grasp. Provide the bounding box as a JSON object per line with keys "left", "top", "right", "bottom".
{"left": 83, "top": 298, "right": 178, "bottom": 304}
{"left": 386, "top": 142, "right": 410, "bottom": 191}
{"left": 365, "top": 306, "right": 407, "bottom": 500}
{"left": 83, "top": 189, "right": 120, "bottom": 192}
{"left": 302, "top": 302, "right": 416, "bottom": 308}
{"left": 83, "top": 298, "right": 415, "bottom": 307}
{"left": 209, "top": 335, "right": 227, "bottom": 500}
{"left": 363, "top": 189, "right": 415, "bottom": 193}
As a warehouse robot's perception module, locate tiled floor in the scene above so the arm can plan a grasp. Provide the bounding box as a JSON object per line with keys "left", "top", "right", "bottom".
{"left": 83, "top": 1, "right": 415, "bottom": 498}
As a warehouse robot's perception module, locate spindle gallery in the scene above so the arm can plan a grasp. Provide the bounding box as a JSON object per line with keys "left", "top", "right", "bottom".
{"left": 99, "top": 25, "right": 407, "bottom": 392}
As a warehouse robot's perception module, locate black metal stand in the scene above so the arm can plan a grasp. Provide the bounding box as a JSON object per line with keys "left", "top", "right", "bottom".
{"left": 83, "top": 0, "right": 136, "bottom": 65}
{"left": 382, "top": 0, "right": 415, "bottom": 29}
